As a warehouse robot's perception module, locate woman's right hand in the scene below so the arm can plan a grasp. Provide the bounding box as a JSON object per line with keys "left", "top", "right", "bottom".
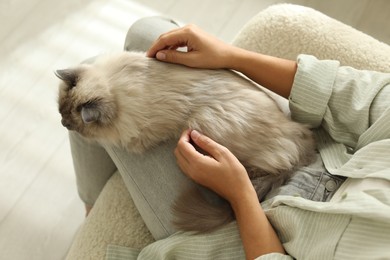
{"left": 147, "top": 24, "right": 297, "bottom": 98}
{"left": 146, "top": 24, "right": 238, "bottom": 69}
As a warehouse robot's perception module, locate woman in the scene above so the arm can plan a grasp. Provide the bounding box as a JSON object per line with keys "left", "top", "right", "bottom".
{"left": 70, "top": 7, "right": 390, "bottom": 260}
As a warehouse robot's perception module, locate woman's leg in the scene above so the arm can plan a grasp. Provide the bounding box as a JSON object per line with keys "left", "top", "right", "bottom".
{"left": 69, "top": 132, "right": 117, "bottom": 211}
{"left": 103, "top": 17, "right": 198, "bottom": 240}
{"left": 69, "top": 16, "right": 182, "bottom": 221}
{"left": 70, "top": 16, "right": 194, "bottom": 239}
{"left": 124, "top": 16, "right": 179, "bottom": 52}
{"left": 104, "top": 141, "right": 194, "bottom": 240}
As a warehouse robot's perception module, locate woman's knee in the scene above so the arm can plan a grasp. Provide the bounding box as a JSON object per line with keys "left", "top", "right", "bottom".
{"left": 69, "top": 132, "right": 117, "bottom": 205}
{"left": 124, "top": 16, "right": 179, "bottom": 52}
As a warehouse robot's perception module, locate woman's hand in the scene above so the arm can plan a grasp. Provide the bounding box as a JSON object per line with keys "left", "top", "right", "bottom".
{"left": 147, "top": 24, "right": 297, "bottom": 98}
{"left": 174, "top": 129, "right": 256, "bottom": 206}
{"left": 146, "top": 24, "right": 238, "bottom": 69}
{"left": 174, "top": 129, "right": 286, "bottom": 259}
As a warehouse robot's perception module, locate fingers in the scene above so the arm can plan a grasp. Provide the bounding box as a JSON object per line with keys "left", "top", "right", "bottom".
{"left": 146, "top": 26, "right": 191, "bottom": 58}
{"left": 174, "top": 129, "right": 207, "bottom": 179}
{"left": 146, "top": 24, "right": 232, "bottom": 69}
{"left": 155, "top": 49, "right": 196, "bottom": 67}
{"left": 146, "top": 24, "right": 208, "bottom": 68}
{"left": 174, "top": 130, "right": 251, "bottom": 202}
{"left": 174, "top": 129, "right": 228, "bottom": 177}
{"left": 175, "top": 130, "right": 207, "bottom": 165}
{"left": 175, "top": 129, "right": 228, "bottom": 163}
{"left": 174, "top": 129, "right": 196, "bottom": 164}
{"left": 189, "top": 130, "right": 227, "bottom": 161}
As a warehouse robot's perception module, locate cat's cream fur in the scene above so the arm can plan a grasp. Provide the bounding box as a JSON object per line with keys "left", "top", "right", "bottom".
{"left": 57, "top": 51, "right": 315, "bottom": 233}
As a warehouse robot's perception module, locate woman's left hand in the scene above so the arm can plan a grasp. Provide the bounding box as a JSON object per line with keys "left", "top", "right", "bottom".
{"left": 174, "top": 129, "right": 255, "bottom": 206}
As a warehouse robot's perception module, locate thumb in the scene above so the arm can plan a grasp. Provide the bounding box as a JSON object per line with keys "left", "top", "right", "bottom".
{"left": 190, "top": 130, "right": 226, "bottom": 161}
{"left": 156, "top": 50, "right": 193, "bottom": 66}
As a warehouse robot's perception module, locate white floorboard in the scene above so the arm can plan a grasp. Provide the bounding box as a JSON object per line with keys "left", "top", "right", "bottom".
{"left": 0, "top": 0, "right": 388, "bottom": 259}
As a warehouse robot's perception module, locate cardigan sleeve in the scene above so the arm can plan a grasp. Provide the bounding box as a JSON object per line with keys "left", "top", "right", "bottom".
{"left": 288, "top": 55, "right": 339, "bottom": 128}
{"left": 289, "top": 54, "right": 390, "bottom": 150}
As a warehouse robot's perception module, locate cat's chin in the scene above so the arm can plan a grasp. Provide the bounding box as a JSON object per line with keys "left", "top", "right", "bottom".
{"left": 63, "top": 126, "right": 86, "bottom": 137}
{"left": 63, "top": 125, "right": 75, "bottom": 131}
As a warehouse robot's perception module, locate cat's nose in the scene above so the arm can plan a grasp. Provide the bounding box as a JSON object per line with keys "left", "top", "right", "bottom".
{"left": 61, "top": 118, "right": 73, "bottom": 130}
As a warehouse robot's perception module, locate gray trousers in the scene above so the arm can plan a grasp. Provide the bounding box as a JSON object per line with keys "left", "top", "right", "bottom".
{"left": 69, "top": 16, "right": 344, "bottom": 241}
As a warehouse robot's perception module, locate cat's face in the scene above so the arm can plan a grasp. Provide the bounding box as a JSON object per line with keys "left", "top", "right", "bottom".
{"left": 56, "top": 66, "right": 117, "bottom": 138}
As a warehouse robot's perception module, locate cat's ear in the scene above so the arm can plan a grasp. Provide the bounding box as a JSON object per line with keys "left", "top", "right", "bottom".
{"left": 55, "top": 68, "right": 80, "bottom": 88}
{"left": 81, "top": 99, "right": 116, "bottom": 125}
{"left": 81, "top": 106, "right": 101, "bottom": 124}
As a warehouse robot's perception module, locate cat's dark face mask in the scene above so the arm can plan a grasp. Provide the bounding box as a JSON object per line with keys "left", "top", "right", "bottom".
{"left": 55, "top": 68, "right": 117, "bottom": 137}
{"left": 56, "top": 68, "right": 84, "bottom": 131}
{"left": 59, "top": 99, "right": 101, "bottom": 130}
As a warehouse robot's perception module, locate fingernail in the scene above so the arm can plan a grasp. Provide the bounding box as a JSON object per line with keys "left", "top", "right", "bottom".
{"left": 156, "top": 51, "right": 166, "bottom": 60}
{"left": 191, "top": 130, "right": 201, "bottom": 140}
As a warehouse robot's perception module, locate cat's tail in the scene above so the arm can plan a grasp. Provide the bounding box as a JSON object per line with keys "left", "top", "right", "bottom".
{"left": 172, "top": 186, "right": 234, "bottom": 233}
{"left": 172, "top": 171, "right": 291, "bottom": 233}
{"left": 249, "top": 169, "right": 292, "bottom": 201}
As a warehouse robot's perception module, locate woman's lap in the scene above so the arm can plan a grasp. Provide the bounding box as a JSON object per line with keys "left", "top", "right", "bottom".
{"left": 104, "top": 140, "right": 194, "bottom": 239}
{"left": 70, "top": 12, "right": 347, "bottom": 241}
{"left": 265, "top": 153, "right": 345, "bottom": 203}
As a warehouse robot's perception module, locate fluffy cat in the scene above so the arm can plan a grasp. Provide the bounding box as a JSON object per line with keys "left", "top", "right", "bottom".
{"left": 56, "top": 51, "right": 315, "bottom": 233}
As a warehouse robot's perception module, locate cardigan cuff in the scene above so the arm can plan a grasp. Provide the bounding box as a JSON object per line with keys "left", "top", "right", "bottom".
{"left": 289, "top": 55, "right": 340, "bottom": 128}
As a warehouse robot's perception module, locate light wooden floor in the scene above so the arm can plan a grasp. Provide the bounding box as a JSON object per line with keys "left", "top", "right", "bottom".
{"left": 0, "top": 0, "right": 389, "bottom": 259}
